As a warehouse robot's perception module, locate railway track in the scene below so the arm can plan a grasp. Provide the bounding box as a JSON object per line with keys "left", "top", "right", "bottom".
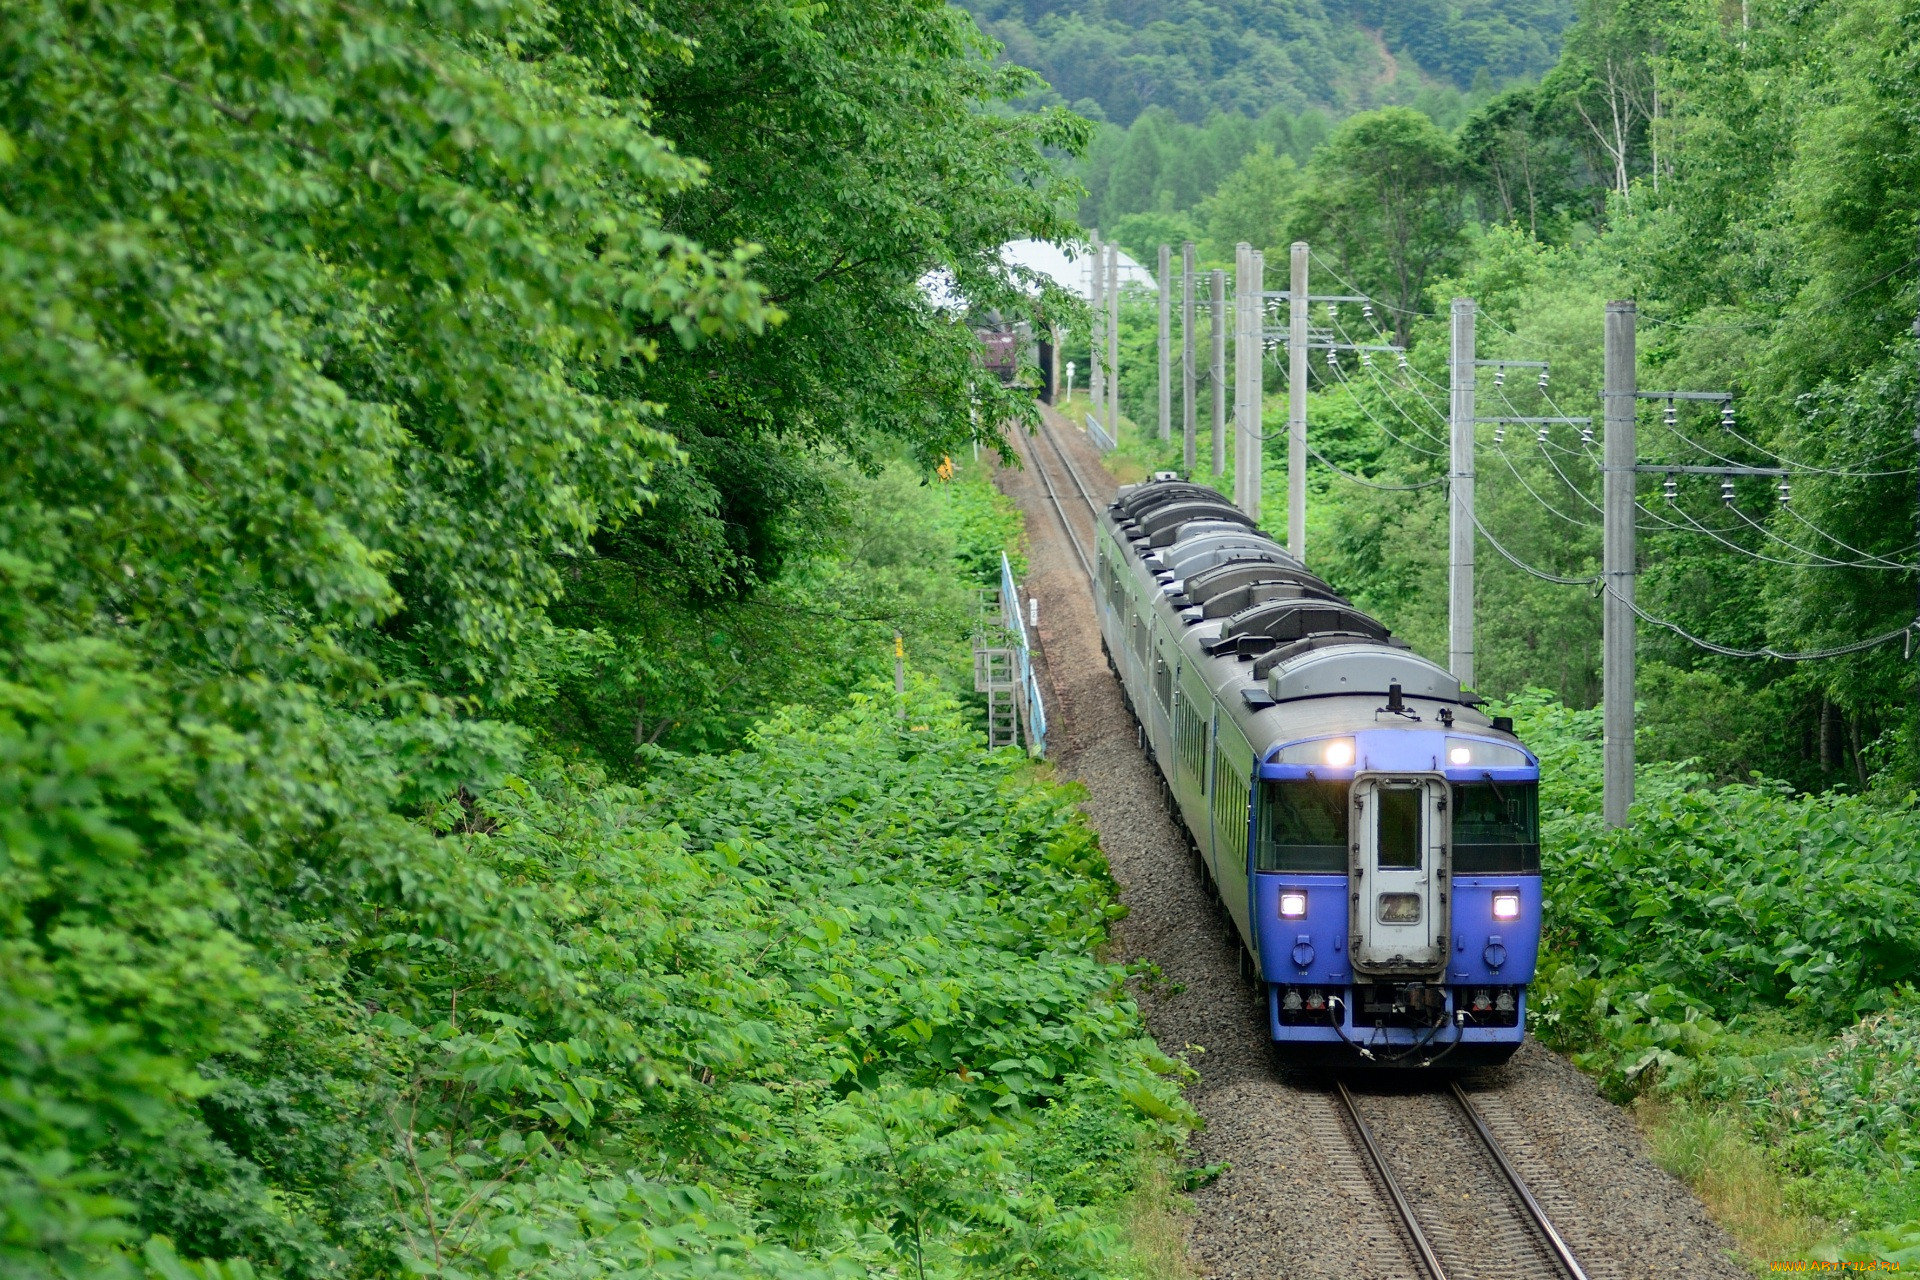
{"left": 1333, "top": 1079, "right": 1592, "bottom": 1280}
{"left": 1024, "top": 411, "right": 1104, "bottom": 581}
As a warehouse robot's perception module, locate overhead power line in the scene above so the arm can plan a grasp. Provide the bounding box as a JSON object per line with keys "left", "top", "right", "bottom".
{"left": 1468, "top": 509, "right": 1600, "bottom": 585}
{"left": 1607, "top": 585, "right": 1916, "bottom": 661}
{"left": 1307, "top": 441, "right": 1445, "bottom": 491}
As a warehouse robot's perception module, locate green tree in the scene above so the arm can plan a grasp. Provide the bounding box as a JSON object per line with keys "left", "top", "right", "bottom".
{"left": 1290, "top": 108, "right": 1468, "bottom": 343}
{"left": 1200, "top": 145, "right": 1299, "bottom": 259}
{"left": 1458, "top": 84, "right": 1581, "bottom": 237}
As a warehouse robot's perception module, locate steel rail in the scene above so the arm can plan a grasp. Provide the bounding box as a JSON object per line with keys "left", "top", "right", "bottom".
{"left": 1033, "top": 412, "right": 1106, "bottom": 521}
{"left": 1332, "top": 1081, "right": 1450, "bottom": 1280}
{"left": 1023, "top": 420, "right": 1095, "bottom": 583}
{"left": 1449, "top": 1082, "right": 1592, "bottom": 1280}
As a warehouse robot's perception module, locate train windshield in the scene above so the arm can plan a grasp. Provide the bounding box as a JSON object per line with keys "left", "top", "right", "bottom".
{"left": 1256, "top": 780, "right": 1349, "bottom": 872}
{"left": 1452, "top": 781, "right": 1541, "bottom": 873}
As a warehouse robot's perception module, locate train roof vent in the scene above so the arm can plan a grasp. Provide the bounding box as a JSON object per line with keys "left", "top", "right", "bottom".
{"left": 1265, "top": 645, "right": 1461, "bottom": 704}
{"left": 1199, "top": 579, "right": 1348, "bottom": 619}
{"left": 1164, "top": 539, "right": 1299, "bottom": 577}
{"left": 1250, "top": 633, "right": 1407, "bottom": 678}
{"left": 1115, "top": 480, "right": 1226, "bottom": 518}
{"left": 1182, "top": 560, "right": 1341, "bottom": 607}
{"left": 1135, "top": 499, "right": 1250, "bottom": 539}
{"left": 1199, "top": 601, "right": 1388, "bottom": 657}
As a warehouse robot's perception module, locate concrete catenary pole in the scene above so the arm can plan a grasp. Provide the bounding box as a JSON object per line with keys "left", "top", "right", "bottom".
{"left": 1287, "top": 241, "right": 1309, "bottom": 559}
{"left": 1049, "top": 324, "right": 1061, "bottom": 405}
{"left": 1449, "top": 297, "right": 1477, "bottom": 688}
{"left": 1088, "top": 231, "right": 1103, "bottom": 423}
{"left": 1210, "top": 269, "right": 1226, "bottom": 477}
{"left": 1158, "top": 244, "right": 1172, "bottom": 442}
{"left": 1603, "top": 299, "right": 1638, "bottom": 828}
{"left": 1233, "top": 243, "right": 1251, "bottom": 512}
{"left": 1247, "top": 248, "right": 1265, "bottom": 521}
{"left": 1182, "top": 242, "right": 1197, "bottom": 473}
{"left": 1107, "top": 245, "right": 1121, "bottom": 438}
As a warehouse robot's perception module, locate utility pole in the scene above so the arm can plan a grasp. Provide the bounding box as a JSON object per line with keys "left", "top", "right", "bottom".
{"left": 1049, "top": 324, "right": 1061, "bottom": 405}
{"left": 1449, "top": 298, "right": 1476, "bottom": 688}
{"left": 1248, "top": 249, "right": 1265, "bottom": 521}
{"left": 1233, "top": 243, "right": 1251, "bottom": 513}
{"left": 1182, "top": 242, "right": 1197, "bottom": 474}
{"left": 1158, "top": 244, "right": 1172, "bottom": 442}
{"left": 1107, "top": 245, "right": 1120, "bottom": 439}
{"left": 1088, "top": 231, "right": 1103, "bottom": 425}
{"left": 1603, "top": 299, "right": 1638, "bottom": 828}
{"left": 1210, "top": 269, "right": 1226, "bottom": 478}
{"left": 1287, "top": 242, "right": 1308, "bottom": 560}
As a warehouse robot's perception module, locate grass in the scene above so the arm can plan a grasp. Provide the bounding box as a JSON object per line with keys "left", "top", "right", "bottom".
{"left": 1110, "top": 1147, "right": 1200, "bottom": 1280}
{"left": 1633, "top": 1096, "right": 1835, "bottom": 1272}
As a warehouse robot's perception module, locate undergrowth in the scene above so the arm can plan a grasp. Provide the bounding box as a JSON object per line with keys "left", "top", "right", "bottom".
{"left": 1506, "top": 690, "right": 1920, "bottom": 1266}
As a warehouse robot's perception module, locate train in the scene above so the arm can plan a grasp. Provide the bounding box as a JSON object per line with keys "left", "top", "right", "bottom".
{"left": 1096, "top": 473, "right": 1541, "bottom": 1067}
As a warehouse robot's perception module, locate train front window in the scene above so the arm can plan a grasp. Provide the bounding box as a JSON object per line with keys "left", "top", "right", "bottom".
{"left": 1452, "top": 781, "right": 1541, "bottom": 873}
{"left": 1257, "top": 780, "right": 1348, "bottom": 872}
{"left": 1376, "top": 786, "right": 1422, "bottom": 869}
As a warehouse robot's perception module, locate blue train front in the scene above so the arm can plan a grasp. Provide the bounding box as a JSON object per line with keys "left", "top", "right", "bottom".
{"left": 1094, "top": 475, "right": 1542, "bottom": 1067}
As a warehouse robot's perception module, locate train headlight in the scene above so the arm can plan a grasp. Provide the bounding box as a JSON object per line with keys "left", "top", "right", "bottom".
{"left": 1445, "top": 737, "right": 1531, "bottom": 769}
{"left": 1272, "top": 737, "right": 1356, "bottom": 768}
{"left": 1491, "top": 892, "right": 1521, "bottom": 921}
{"left": 1279, "top": 891, "right": 1308, "bottom": 919}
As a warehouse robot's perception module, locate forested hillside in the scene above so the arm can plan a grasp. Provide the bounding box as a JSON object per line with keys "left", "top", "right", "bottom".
{"left": 956, "top": 0, "right": 1574, "bottom": 125}
{"left": 0, "top": 1, "right": 1200, "bottom": 1276}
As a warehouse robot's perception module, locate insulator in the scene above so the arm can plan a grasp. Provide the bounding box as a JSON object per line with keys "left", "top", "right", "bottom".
{"left": 1721, "top": 477, "right": 1736, "bottom": 505}
{"left": 1537, "top": 426, "right": 1550, "bottom": 443}
{"left": 1396, "top": 350, "right": 1408, "bottom": 370}
{"left": 1722, "top": 401, "right": 1736, "bottom": 429}
{"left": 1362, "top": 302, "right": 1374, "bottom": 321}
{"left": 1538, "top": 369, "right": 1550, "bottom": 391}
{"left": 1580, "top": 425, "right": 1595, "bottom": 445}
{"left": 1664, "top": 400, "right": 1678, "bottom": 428}
{"left": 1664, "top": 474, "right": 1678, "bottom": 502}
{"left": 1778, "top": 478, "right": 1792, "bottom": 504}
{"left": 1494, "top": 426, "right": 1506, "bottom": 444}
{"left": 1326, "top": 302, "right": 1338, "bottom": 321}
{"left": 1326, "top": 349, "right": 1338, "bottom": 370}
{"left": 1494, "top": 368, "right": 1506, "bottom": 387}
{"left": 1360, "top": 350, "right": 1373, "bottom": 368}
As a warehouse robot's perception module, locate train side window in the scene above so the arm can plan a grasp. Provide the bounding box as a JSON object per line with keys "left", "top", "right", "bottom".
{"left": 1153, "top": 654, "right": 1172, "bottom": 713}
{"left": 1452, "top": 781, "right": 1541, "bottom": 873}
{"left": 1211, "top": 744, "right": 1249, "bottom": 864}
{"left": 1132, "top": 614, "right": 1151, "bottom": 668}
{"left": 1257, "top": 781, "right": 1348, "bottom": 872}
{"left": 1175, "top": 687, "right": 1207, "bottom": 784}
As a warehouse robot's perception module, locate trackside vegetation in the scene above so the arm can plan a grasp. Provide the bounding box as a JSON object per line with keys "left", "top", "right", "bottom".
{"left": 1503, "top": 692, "right": 1920, "bottom": 1264}
{"left": 0, "top": 0, "right": 1211, "bottom": 1271}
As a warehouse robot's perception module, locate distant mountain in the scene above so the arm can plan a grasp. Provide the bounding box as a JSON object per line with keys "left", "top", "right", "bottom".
{"left": 958, "top": 0, "right": 1575, "bottom": 126}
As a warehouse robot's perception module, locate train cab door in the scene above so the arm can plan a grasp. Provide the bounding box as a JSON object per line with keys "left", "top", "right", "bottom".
{"left": 1350, "top": 776, "right": 1450, "bottom": 974}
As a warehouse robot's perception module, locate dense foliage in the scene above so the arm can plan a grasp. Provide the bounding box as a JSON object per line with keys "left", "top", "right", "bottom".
{"left": 0, "top": 0, "right": 1196, "bottom": 1274}
{"left": 1483, "top": 692, "right": 1920, "bottom": 1256}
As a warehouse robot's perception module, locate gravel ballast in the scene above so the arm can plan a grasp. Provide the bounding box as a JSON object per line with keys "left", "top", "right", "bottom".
{"left": 994, "top": 412, "right": 1748, "bottom": 1279}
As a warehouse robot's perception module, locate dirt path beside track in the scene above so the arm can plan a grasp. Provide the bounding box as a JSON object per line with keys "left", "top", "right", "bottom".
{"left": 994, "top": 408, "right": 1746, "bottom": 1280}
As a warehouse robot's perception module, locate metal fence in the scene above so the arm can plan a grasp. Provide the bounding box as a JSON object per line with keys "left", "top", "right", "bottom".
{"left": 970, "top": 553, "right": 1049, "bottom": 755}
{"left": 1085, "top": 410, "right": 1116, "bottom": 453}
